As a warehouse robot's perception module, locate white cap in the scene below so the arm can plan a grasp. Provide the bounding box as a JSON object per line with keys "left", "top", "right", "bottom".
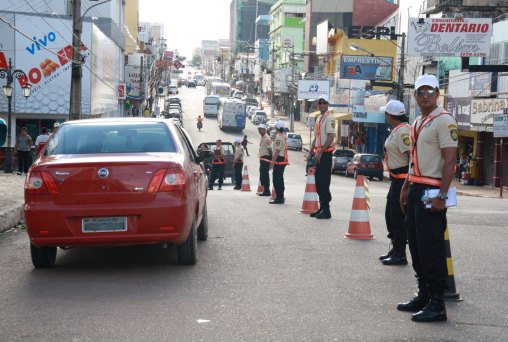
{"left": 258, "top": 123, "right": 267, "bottom": 129}
{"left": 415, "top": 74, "right": 439, "bottom": 90}
{"left": 380, "top": 100, "right": 406, "bottom": 116}
{"left": 317, "top": 94, "right": 329, "bottom": 103}
{"left": 234, "top": 137, "right": 242, "bottom": 144}
{"left": 275, "top": 120, "right": 285, "bottom": 129}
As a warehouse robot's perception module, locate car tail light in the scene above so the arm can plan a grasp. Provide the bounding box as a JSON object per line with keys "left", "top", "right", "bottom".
{"left": 148, "top": 168, "right": 187, "bottom": 193}
{"left": 25, "top": 171, "right": 59, "bottom": 195}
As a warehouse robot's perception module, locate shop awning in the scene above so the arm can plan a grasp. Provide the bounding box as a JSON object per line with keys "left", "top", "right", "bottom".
{"left": 334, "top": 113, "right": 352, "bottom": 121}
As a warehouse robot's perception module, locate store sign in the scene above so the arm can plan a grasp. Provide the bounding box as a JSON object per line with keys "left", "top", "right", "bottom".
{"left": 341, "top": 55, "right": 393, "bottom": 81}
{"left": 297, "top": 80, "right": 329, "bottom": 100}
{"left": 407, "top": 18, "right": 492, "bottom": 57}
{"left": 494, "top": 114, "right": 508, "bottom": 138}
{"left": 351, "top": 105, "right": 385, "bottom": 123}
{"left": 470, "top": 98, "right": 507, "bottom": 125}
{"left": 348, "top": 26, "right": 398, "bottom": 40}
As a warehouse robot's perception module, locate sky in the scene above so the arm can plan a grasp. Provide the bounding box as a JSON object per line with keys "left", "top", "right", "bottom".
{"left": 139, "top": 0, "right": 232, "bottom": 59}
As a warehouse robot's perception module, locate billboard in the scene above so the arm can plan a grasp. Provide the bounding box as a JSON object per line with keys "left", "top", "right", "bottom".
{"left": 316, "top": 20, "right": 329, "bottom": 55}
{"left": 470, "top": 98, "right": 507, "bottom": 125}
{"left": 407, "top": 18, "right": 492, "bottom": 57}
{"left": 125, "top": 53, "right": 143, "bottom": 99}
{"left": 297, "top": 80, "right": 330, "bottom": 100}
{"left": 341, "top": 55, "right": 393, "bottom": 81}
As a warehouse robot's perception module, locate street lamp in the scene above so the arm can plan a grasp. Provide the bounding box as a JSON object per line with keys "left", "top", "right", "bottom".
{"left": 0, "top": 58, "right": 31, "bottom": 173}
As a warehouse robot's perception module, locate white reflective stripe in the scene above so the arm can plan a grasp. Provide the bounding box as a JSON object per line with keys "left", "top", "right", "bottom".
{"left": 350, "top": 210, "right": 370, "bottom": 222}
{"left": 303, "top": 192, "right": 318, "bottom": 201}
{"left": 354, "top": 187, "right": 366, "bottom": 198}
{"left": 306, "top": 175, "right": 316, "bottom": 184}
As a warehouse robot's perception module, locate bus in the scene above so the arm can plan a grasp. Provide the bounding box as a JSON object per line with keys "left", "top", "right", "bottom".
{"left": 205, "top": 77, "right": 222, "bottom": 94}
{"left": 210, "top": 82, "right": 231, "bottom": 97}
{"left": 217, "top": 98, "right": 246, "bottom": 131}
{"left": 203, "top": 95, "right": 220, "bottom": 117}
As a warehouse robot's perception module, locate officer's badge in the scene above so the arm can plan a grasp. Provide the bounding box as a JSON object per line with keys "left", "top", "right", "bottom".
{"left": 402, "top": 134, "right": 411, "bottom": 146}
{"left": 450, "top": 128, "right": 458, "bottom": 141}
{"left": 276, "top": 141, "right": 281, "bottom": 146}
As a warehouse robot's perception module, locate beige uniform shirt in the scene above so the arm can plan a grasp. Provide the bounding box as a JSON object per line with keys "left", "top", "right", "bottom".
{"left": 385, "top": 123, "right": 411, "bottom": 170}
{"left": 272, "top": 133, "right": 286, "bottom": 159}
{"left": 234, "top": 145, "right": 244, "bottom": 162}
{"left": 409, "top": 106, "right": 458, "bottom": 179}
{"left": 259, "top": 133, "right": 272, "bottom": 157}
{"left": 314, "top": 111, "right": 336, "bottom": 148}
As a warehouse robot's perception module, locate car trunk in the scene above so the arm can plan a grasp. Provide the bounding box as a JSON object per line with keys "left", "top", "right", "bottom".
{"left": 35, "top": 154, "right": 182, "bottom": 205}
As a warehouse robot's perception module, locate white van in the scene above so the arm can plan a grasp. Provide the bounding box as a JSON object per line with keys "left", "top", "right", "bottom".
{"left": 203, "top": 95, "right": 220, "bottom": 117}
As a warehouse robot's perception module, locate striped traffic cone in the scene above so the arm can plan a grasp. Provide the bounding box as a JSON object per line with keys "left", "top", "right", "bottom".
{"left": 240, "top": 165, "right": 251, "bottom": 191}
{"left": 256, "top": 180, "right": 264, "bottom": 194}
{"left": 345, "top": 175, "right": 374, "bottom": 240}
{"left": 300, "top": 167, "right": 319, "bottom": 214}
{"left": 444, "top": 225, "right": 463, "bottom": 301}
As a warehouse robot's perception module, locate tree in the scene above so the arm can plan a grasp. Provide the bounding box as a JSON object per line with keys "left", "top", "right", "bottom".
{"left": 192, "top": 55, "right": 201, "bottom": 67}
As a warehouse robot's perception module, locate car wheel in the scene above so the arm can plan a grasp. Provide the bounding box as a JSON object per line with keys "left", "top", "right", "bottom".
{"left": 368, "top": 176, "right": 373, "bottom": 181}
{"left": 298, "top": 147, "right": 302, "bottom": 151}
{"left": 30, "top": 243, "right": 57, "bottom": 268}
{"left": 177, "top": 220, "right": 197, "bottom": 265}
{"left": 378, "top": 174, "right": 384, "bottom": 181}
{"left": 197, "top": 204, "right": 208, "bottom": 241}
{"left": 353, "top": 169, "right": 358, "bottom": 179}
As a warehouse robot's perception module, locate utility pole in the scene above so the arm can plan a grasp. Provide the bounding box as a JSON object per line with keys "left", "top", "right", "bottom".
{"left": 69, "top": 0, "right": 82, "bottom": 121}
{"left": 270, "top": 41, "right": 275, "bottom": 118}
{"left": 290, "top": 45, "right": 295, "bottom": 132}
{"left": 398, "top": 33, "right": 406, "bottom": 102}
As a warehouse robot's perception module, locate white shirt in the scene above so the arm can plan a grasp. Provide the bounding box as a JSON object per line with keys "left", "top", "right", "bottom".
{"left": 35, "top": 134, "right": 49, "bottom": 146}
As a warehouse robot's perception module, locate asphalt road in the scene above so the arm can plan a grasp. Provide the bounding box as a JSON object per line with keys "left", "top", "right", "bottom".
{"left": 0, "top": 86, "right": 507, "bottom": 341}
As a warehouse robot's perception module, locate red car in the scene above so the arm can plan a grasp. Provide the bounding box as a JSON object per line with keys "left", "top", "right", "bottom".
{"left": 25, "top": 118, "right": 208, "bottom": 268}
{"left": 344, "top": 153, "right": 384, "bottom": 181}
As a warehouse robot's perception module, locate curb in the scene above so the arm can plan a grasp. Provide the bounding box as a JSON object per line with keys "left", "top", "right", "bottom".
{"left": 0, "top": 204, "right": 24, "bottom": 234}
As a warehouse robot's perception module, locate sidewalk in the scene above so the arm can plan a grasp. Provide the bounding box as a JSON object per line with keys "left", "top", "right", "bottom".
{"left": 260, "top": 98, "right": 505, "bottom": 200}
{"left": 0, "top": 172, "right": 25, "bottom": 233}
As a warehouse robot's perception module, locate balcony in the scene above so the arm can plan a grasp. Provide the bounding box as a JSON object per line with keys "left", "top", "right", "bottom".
{"left": 423, "top": 0, "right": 508, "bottom": 14}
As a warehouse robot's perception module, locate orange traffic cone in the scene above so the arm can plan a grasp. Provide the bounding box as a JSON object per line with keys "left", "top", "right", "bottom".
{"left": 256, "top": 180, "right": 264, "bottom": 194}
{"left": 300, "top": 167, "right": 319, "bottom": 214}
{"left": 345, "top": 175, "right": 374, "bottom": 240}
{"left": 240, "top": 165, "right": 251, "bottom": 191}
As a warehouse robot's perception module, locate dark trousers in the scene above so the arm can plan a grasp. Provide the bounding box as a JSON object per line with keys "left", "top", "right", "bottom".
{"left": 209, "top": 164, "right": 225, "bottom": 188}
{"left": 259, "top": 158, "right": 270, "bottom": 191}
{"left": 17, "top": 150, "right": 30, "bottom": 174}
{"left": 272, "top": 163, "right": 286, "bottom": 200}
{"left": 315, "top": 151, "right": 332, "bottom": 209}
{"left": 406, "top": 183, "right": 448, "bottom": 293}
{"left": 385, "top": 178, "right": 407, "bottom": 253}
{"left": 234, "top": 162, "right": 243, "bottom": 188}
{"left": 242, "top": 144, "right": 249, "bottom": 156}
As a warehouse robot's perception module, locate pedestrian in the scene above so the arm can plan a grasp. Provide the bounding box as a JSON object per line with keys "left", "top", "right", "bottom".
{"left": 14, "top": 127, "right": 33, "bottom": 175}
{"left": 307, "top": 95, "right": 335, "bottom": 219}
{"left": 257, "top": 123, "right": 272, "bottom": 196}
{"left": 398, "top": 74, "right": 458, "bottom": 322}
{"left": 233, "top": 137, "right": 245, "bottom": 190}
{"left": 35, "top": 127, "right": 50, "bottom": 155}
{"left": 269, "top": 120, "right": 288, "bottom": 204}
{"left": 241, "top": 135, "right": 250, "bottom": 156}
{"left": 355, "top": 132, "right": 363, "bottom": 152}
{"left": 208, "top": 139, "right": 226, "bottom": 190}
{"left": 457, "top": 152, "right": 468, "bottom": 181}
{"left": 379, "top": 100, "right": 411, "bottom": 266}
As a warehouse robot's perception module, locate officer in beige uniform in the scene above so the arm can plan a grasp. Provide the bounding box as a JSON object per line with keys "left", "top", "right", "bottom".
{"left": 269, "top": 120, "right": 288, "bottom": 204}
{"left": 233, "top": 137, "right": 245, "bottom": 190}
{"left": 307, "top": 94, "right": 335, "bottom": 219}
{"left": 398, "top": 74, "right": 458, "bottom": 322}
{"left": 379, "top": 100, "right": 411, "bottom": 266}
{"left": 258, "top": 123, "right": 273, "bottom": 196}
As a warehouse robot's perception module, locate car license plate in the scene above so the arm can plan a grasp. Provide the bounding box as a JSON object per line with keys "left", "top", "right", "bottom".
{"left": 368, "top": 164, "right": 375, "bottom": 168}
{"left": 82, "top": 217, "right": 127, "bottom": 233}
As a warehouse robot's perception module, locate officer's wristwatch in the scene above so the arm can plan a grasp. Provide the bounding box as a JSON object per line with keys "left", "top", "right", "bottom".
{"left": 436, "top": 192, "right": 448, "bottom": 200}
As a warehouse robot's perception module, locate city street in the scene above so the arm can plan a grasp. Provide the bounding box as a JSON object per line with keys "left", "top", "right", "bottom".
{"left": 0, "top": 86, "right": 507, "bottom": 341}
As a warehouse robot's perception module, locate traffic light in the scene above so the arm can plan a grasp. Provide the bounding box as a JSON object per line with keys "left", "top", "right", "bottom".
{"left": 158, "top": 86, "right": 164, "bottom": 95}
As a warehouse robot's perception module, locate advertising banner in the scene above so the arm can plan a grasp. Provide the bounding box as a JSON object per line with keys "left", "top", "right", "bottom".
{"left": 117, "top": 84, "right": 126, "bottom": 99}
{"left": 351, "top": 92, "right": 387, "bottom": 124}
{"left": 297, "top": 80, "right": 330, "bottom": 100}
{"left": 125, "top": 53, "right": 143, "bottom": 99}
{"left": 407, "top": 18, "right": 492, "bottom": 57}
{"left": 470, "top": 98, "right": 507, "bottom": 125}
{"left": 12, "top": 15, "right": 92, "bottom": 115}
{"left": 493, "top": 114, "right": 508, "bottom": 138}
{"left": 341, "top": 55, "right": 393, "bottom": 81}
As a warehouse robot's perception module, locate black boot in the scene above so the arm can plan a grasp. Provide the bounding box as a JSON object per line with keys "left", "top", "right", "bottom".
{"left": 382, "top": 252, "right": 408, "bottom": 266}
{"left": 379, "top": 242, "right": 394, "bottom": 260}
{"left": 397, "top": 292, "right": 430, "bottom": 312}
{"left": 310, "top": 209, "right": 322, "bottom": 217}
{"left": 411, "top": 293, "right": 447, "bottom": 322}
{"left": 315, "top": 207, "right": 331, "bottom": 219}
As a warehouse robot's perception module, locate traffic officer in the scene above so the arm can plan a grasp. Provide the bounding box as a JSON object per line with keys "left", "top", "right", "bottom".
{"left": 269, "top": 120, "right": 288, "bottom": 204}
{"left": 258, "top": 123, "right": 273, "bottom": 196}
{"left": 307, "top": 94, "right": 335, "bottom": 219}
{"left": 398, "top": 74, "right": 458, "bottom": 322}
{"left": 379, "top": 100, "right": 411, "bottom": 266}
{"left": 233, "top": 137, "right": 245, "bottom": 190}
{"left": 208, "top": 139, "right": 226, "bottom": 190}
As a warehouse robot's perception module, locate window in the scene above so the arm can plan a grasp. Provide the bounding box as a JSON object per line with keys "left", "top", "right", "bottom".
{"left": 360, "top": 155, "right": 381, "bottom": 163}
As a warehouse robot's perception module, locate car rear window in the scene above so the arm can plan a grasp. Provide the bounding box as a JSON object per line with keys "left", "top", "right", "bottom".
{"left": 288, "top": 134, "right": 301, "bottom": 139}
{"left": 334, "top": 150, "right": 355, "bottom": 158}
{"left": 360, "top": 155, "right": 381, "bottom": 163}
{"left": 205, "top": 143, "right": 234, "bottom": 155}
{"left": 45, "top": 122, "right": 177, "bottom": 155}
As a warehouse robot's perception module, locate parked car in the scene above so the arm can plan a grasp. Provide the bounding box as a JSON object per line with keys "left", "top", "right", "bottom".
{"left": 246, "top": 106, "right": 257, "bottom": 119}
{"left": 199, "top": 141, "right": 235, "bottom": 183}
{"left": 344, "top": 153, "right": 384, "bottom": 181}
{"left": 187, "top": 80, "right": 196, "bottom": 88}
{"left": 233, "top": 91, "right": 244, "bottom": 99}
{"left": 168, "top": 104, "right": 182, "bottom": 113}
{"left": 168, "top": 85, "right": 178, "bottom": 94}
{"left": 251, "top": 111, "right": 267, "bottom": 125}
{"left": 332, "top": 148, "right": 356, "bottom": 174}
{"left": 25, "top": 118, "right": 208, "bottom": 268}
{"left": 243, "top": 97, "right": 258, "bottom": 108}
{"left": 287, "top": 133, "right": 303, "bottom": 151}
{"left": 168, "top": 97, "right": 181, "bottom": 105}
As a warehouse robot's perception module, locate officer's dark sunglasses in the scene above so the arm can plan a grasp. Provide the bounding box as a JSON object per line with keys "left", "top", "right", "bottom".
{"left": 317, "top": 100, "right": 328, "bottom": 104}
{"left": 416, "top": 89, "right": 436, "bottom": 97}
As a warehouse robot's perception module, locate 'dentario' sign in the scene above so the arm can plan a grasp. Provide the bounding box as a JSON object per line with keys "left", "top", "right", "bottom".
{"left": 407, "top": 18, "right": 492, "bottom": 58}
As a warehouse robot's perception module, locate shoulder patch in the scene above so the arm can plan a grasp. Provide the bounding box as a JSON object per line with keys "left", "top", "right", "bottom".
{"left": 276, "top": 141, "right": 281, "bottom": 146}
{"left": 402, "top": 134, "right": 411, "bottom": 146}
{"left": 450, "top": 128, "right": 458, "bottom": 141}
